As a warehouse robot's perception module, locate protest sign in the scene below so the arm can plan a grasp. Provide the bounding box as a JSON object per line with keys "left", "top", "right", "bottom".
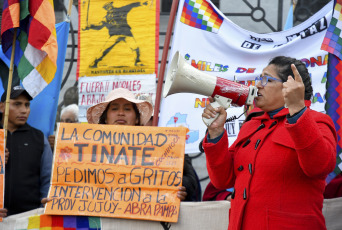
{"left": 78, "top": 75, "right": 156, "bottom": 122}
{"left": 45, "top": 123, "right": 187, "bottom": 222}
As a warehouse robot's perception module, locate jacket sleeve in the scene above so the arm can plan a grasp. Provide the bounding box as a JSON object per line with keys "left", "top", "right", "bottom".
{"left": 40, "top": 136, "right": 53, "bottom": 201}
{"left": 203, "top": 131, "right": 236, "bottom": 189}
{"left": 203, "top": 181, "right": 231, "bottom": 201}
{"left": 285, "top": 109, "right": 337, "bottom": 179}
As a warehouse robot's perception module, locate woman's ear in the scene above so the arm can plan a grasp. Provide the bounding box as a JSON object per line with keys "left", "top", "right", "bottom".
{"left": 135, "top": 117, "right": 139, "bottom": 125}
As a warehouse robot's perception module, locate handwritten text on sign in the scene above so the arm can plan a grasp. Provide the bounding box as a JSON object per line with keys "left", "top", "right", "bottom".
{"left": 44, "top": 124, "right": 187, "bottom": 222}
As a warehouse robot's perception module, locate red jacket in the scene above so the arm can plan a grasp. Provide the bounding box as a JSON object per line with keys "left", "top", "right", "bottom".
{"left": 203, "top": 107, "right": 336, "bottom": 230}
{"left": 203, "top": 181, "right": 231, "bottom": 201}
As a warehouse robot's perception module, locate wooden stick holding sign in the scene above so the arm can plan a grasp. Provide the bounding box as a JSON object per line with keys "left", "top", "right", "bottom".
{"left": 0, "top": 28, "right": 18, "bottom": 222}
{"left": 44, "top": 123, "right": 187, "bottom": 223}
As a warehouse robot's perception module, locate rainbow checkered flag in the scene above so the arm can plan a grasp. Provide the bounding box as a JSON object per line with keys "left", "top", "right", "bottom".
{"left": 15, "top": 214, "right": 101, "bottom": 230}
{"left": 180, "top": 0, "right": 223, "bottom": 33}
{"left": 1, "top": 0, "right": 58, "bottom": 98}
{"left": 322, "top": 0, "right": 342, "bottom": 183}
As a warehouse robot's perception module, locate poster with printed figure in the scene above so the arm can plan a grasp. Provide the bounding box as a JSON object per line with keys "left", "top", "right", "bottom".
{"left": 44, "top": 123, "right": 187, "bottom": 223}
{"left": 77, "top": 0, "right": 159, "bottom": 77}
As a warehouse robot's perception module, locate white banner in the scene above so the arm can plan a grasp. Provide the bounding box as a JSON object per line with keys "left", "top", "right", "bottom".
{"left": 159, "top": 0, "right": 333, "bottom": 153}
{"left": 78, "top": 75, "right": 156, "bottom": 122}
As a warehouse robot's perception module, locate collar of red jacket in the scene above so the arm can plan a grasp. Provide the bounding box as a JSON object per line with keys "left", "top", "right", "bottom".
{"left": 252, "top": 100, "right": 311, "bottom": 120}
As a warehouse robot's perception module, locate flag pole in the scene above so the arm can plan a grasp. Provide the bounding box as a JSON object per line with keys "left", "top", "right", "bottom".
{"left": 293, "top": 0, "right": 297, "bottom": 11}
{"left": 152, "top": 0, "right": 179, "bottom": 126}
{"left": 67, "top": 0, "right": 73, "bottom": 17}
{"left": 4, "top": 28, "right": 17, "bottom": 141}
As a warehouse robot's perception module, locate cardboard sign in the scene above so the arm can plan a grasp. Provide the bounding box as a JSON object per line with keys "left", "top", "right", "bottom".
{"left": 0, "top": 130, "right": 4, "bottom": 222}
{"left": 45, "top": 123, "right": 187, "bottom": 222}
{"left": 78, "top": 75, "right": 156, "bottom": 123}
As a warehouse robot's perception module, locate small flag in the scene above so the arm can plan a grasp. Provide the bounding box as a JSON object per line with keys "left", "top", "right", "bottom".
{"left": 180, "top": 0, "right": 223, "bottom": 33}
{"left": 321, "top": 0, "right": 342, "bottom": 60}
{"left": 27, "top": 21, "right": 70, "bottom": 137}
{"left": 1, "top": 0, "right": 58, "bottom": 98}
{"left": 322, "top": 0, "right": 342, "bottom": 183}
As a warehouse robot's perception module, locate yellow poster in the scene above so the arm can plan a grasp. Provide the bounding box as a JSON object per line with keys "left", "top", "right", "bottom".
{"left": 77, "top": 0, "right": 159, "bottom": 77}
{"left": 45, "top": 123, "right": 187, "bottom": 222}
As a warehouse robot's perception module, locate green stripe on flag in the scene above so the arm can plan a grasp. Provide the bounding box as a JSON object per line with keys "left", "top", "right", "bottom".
{"left": 18, "top": 31, "right": 28, "bottom": 55}
{"left": 18, "top": 57, "right": 34, "bottom": 80}
{"left": 19, "top": 0, "right": 30, "bottom": 20}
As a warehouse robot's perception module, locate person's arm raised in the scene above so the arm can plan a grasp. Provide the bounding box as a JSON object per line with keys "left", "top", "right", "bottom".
{"left": 282, "top": 64, "right": 306, "bottom": 116}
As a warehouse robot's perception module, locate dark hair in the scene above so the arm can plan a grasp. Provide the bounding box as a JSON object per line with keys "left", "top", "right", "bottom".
{"left": 98, "top": 101, "right": 141, "bottom": 125}
{"left": 268, "top": 56, "right": 313, "bottom": 100}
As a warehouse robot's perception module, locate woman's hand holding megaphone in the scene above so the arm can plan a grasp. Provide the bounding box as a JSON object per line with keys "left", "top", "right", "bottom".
{"left": 202, "top": 96, "right": 227, "bottom": 139}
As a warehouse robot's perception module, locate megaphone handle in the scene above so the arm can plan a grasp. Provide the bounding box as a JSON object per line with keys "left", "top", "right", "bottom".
{"left": 202, "top": 96, "right": 232, "bottom": 127}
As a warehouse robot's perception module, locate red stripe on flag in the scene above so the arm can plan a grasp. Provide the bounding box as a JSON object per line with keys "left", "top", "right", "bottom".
{"left": 0, "top": 7, "right": 15, "bottom": 34}
{"left": 29, "top": 0, "right": 44, "bottom": 16}
{"left": 7, "top": 0, "right": 19, "bottom": 5}
{"left": 28, "top": 18, "right": 51, "bottom": 49}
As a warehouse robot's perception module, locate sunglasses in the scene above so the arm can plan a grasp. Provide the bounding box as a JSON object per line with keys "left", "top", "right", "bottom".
{"left": 255, "top": 75, "right": 282, "bottom": 86}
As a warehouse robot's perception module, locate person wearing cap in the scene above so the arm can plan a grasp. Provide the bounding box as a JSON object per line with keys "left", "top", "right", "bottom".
{"left": 87, "top": 88, "right": 199, "bottom": 201}
{"left": 0, "top": 85, "right": 53, "bottom": 217}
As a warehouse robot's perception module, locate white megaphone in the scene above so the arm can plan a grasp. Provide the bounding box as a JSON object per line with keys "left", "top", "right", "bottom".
{"left": 163, "top": 51, "right": 258, "bottom": 126}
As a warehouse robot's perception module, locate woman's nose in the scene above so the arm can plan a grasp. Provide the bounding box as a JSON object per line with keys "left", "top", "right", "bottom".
{"left": 255, "top": 80, "right": 263, "bottom": 88}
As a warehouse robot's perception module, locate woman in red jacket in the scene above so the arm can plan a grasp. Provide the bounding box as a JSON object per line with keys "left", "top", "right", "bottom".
{"left": 202, "top": 56, "right": 337, "bottom": 230}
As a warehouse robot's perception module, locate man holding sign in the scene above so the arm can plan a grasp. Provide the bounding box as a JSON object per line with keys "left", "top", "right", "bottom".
{"left": 0, "top": 86, "right": 52, "bottom": 216}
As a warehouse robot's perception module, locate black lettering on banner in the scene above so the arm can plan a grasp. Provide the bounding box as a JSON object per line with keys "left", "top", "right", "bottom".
{"left": 286, "top": 17, "right": 327, "bottom": 42}
{"left": 249, "top": 35, "right": 273, "bottom": 43}
{"left": 241, "top": 41, "right": 261, "bottom": 50}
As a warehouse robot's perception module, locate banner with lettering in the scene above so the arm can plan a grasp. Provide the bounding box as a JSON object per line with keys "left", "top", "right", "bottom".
{"left": 158, "top": 0, "right": 332, "bottom": 153}
{"left": 0, "top": 130, "right": 4, "bottom": 222}
{"left": 44, "top": 123, "right": 187, "bottom": 222}
{"left": 78, "top": 75, "right": 156, "bottom": 122}
{"left": 77, "top": 0, "right": 159, "bottom": 77}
